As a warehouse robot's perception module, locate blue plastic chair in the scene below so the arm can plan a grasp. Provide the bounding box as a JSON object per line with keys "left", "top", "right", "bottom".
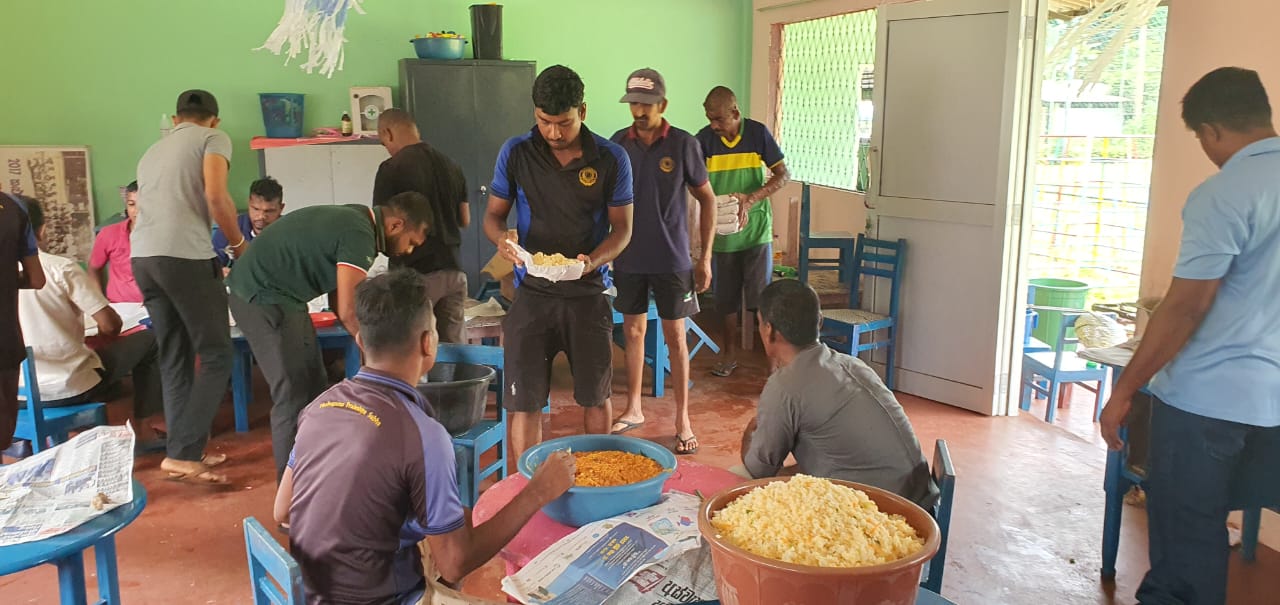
{"left": 1019, "top": 313, "right": 1114, "bottom": 423}
{"left": 819, "top": 237, "right": 907, "bottom": 389}
{"left": 14, "top": 347, "right": 109, "bottom": 453}
{"left": 244, "top": 517, "right": 305, "bottom": 605}
{"left": 438, "top": 343, "right": 510, "bottom": 508}
{"left": 921, "top": 439, "right": 956, "bottom": 593}
{"left": 796, "top": 182, "right": 856, "bottom": 285}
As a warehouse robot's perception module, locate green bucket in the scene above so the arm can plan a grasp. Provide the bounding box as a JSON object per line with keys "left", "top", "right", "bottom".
{"left": 1029, "top": 278, "right": 1090, "bottom": 346}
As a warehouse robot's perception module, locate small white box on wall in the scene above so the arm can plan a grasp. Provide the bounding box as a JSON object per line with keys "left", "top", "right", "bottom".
{"left": 350, "top": 86, "right": 393, "bottom": 136}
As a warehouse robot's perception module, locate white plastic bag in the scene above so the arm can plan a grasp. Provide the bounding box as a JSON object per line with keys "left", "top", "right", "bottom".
{"left": 507, "top": 239, "right": 585, "bottom": 282}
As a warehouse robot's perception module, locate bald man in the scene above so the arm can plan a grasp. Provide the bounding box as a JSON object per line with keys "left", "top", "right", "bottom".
{"left": 374, "top": 108, "right": 470, "bottom": 343}
{"left": 697, "top": 86, "right": 790, "bottom": 377}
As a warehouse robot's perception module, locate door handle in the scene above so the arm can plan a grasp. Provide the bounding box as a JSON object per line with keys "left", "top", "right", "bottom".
{"left": 479, "top": 185, "right": 488, "bottom": 198}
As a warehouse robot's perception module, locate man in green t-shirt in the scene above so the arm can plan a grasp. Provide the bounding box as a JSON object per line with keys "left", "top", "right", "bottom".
{"left": 226, "top": 192, "right": 429, "bottom": 479}
{"left": 695, "top": 86, "right": 790, "bottom": 377}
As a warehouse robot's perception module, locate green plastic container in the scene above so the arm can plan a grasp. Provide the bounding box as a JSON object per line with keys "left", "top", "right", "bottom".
{"left": 1029, "top": 278, "right": 1090, "bottom": 345}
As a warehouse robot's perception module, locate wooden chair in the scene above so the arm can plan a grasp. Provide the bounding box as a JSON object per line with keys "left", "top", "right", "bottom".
{"left": 14, "top": 347, "right": 109, "bottom": 453}
{"left": 796, "top": 182, "right": 856, "bottom": 285}
{"left": 1020, "top": 313, "right": 1114, "bottom": 423}
{"left": 819, "top": 237, "right": 907, "bottom": 389}
{"left": 244, "top": 517, "right": 305, "bottom": 605}
{"left": 921, "top": 439, "right": 956, "bottom": 593}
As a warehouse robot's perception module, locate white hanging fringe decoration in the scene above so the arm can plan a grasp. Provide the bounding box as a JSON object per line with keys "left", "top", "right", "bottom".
{"left": 256, "top": 0, "right": 366, "bottom": 79}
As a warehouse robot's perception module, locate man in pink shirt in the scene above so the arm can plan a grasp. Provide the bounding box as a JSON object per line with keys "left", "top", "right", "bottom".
{"left": 88, "top": 181, "right": 144, "bottom": 303}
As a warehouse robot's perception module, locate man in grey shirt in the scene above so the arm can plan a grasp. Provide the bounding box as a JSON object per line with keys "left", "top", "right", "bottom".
{"left": 131, "top": 89, "right": 249, "bottom": 485}
{"left": 735, "top": 279, "right": 938, "bottom": 508}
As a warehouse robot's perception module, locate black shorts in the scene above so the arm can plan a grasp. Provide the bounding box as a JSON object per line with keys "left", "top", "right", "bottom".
{"left": 612, "top": 270, "right": 700, "bottom": 320}
{"left": 502, "top": 291, "right": 613, "bottom": 412}
{"left": 713, "top": 243, "right": 772, "bottom": 315}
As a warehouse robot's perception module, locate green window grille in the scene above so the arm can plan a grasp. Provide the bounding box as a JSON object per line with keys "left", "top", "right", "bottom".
{"left": 777, "top": 10, "right": 877, "bottom": 192}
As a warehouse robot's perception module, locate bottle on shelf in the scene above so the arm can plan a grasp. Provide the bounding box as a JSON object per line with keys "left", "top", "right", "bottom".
{"left": 340, "top": 113, "right": 353, "bottom": 136}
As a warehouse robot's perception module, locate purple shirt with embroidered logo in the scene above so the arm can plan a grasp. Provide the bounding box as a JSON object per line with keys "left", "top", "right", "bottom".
{"left": 287, "top": 368, "right": 464, "bottom": 605}
{"left": 610, "top": 120, "right": 708, "bottom": 274}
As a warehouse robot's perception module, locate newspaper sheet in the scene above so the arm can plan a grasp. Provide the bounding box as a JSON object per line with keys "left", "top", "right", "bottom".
{"left": 0, "top": 424, "right": 135, "bottom": 547}
{"left": 502, "top": 492, "right": 713, "bottom": 605}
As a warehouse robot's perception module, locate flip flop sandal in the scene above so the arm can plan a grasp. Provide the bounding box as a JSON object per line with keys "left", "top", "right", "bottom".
{"left": 163, "top": 467, "right": 231, "bottom": 486}
{"left": 710, "top": 361, "right": 738, "bottom": 377}
{"left": 675, "top": 434, "right": 699, "bottom": 455}
{"left": 161, "top": 458, "right": 231, "bottom": 486}
{"left": 202, "top": 453, "right": 227, "bottom": 467}
{"left": 610, "top": 419, "right": 645, "bottom": 435}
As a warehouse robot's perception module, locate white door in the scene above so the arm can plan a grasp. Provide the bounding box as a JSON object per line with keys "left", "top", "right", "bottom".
{"left": 866, "top": 0, "right": 1041, "bottom": 415}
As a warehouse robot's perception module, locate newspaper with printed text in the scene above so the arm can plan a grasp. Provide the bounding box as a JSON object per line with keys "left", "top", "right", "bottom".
{"left": 0, "top": 425, "right": 135, "bottom": 547}
{"left": 502, "top": 491, "right": 718, "bottom": 605}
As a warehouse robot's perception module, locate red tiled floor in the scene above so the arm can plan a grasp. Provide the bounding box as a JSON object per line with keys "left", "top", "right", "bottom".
{"left": 2, "top": 328, "right": 1274, "bottom": 604}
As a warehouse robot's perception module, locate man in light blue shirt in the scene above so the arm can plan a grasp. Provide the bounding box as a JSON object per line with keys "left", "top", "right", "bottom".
{"left": 1101, "top": 67, "right": 1280, "bottom": 605}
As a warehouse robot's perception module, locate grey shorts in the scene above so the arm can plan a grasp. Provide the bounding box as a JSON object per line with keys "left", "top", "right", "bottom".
{"left": 713, "top": 243, "right": 772, "bottom": 314}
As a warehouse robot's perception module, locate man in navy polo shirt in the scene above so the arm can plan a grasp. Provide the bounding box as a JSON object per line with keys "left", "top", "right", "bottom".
{"left": 484, "top": 65, "right": 634, "bottom": 456}
{"left": 608, "top": 68, "right": 717, "bottom": 455}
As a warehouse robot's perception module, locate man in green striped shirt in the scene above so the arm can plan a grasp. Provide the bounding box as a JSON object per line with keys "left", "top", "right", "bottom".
{"left": 696, "top": 86, "right": 790, "bottom": 377}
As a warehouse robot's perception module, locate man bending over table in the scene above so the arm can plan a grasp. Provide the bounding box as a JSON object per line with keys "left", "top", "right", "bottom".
{"left": 733, "top": 279, "right": 938, "bottom": 509}
{"left": 275, "top": 270, "right": 576, "bottom": 605}
{"left": 227, "top": 192, "right": 430, "bottom": 481}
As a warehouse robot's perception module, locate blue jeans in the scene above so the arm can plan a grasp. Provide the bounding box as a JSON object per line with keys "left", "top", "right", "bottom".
{"left": 1138, "top": 398, "right": 1280, "bottom": 605}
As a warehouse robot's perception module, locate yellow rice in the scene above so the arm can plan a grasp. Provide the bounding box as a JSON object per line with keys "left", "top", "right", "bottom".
{"left": 710, "top": 474, "right": 924, "bottom": 567}
{"left": 532, "top": 252, "right": 579, "bottom": 267}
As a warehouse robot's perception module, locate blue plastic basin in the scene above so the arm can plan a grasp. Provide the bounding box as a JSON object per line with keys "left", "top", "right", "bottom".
{"left": 411, "top": 37, "right": 467, "bottom": 60}
{"left": 518, "top": 435, "right": 677, "bottom": 527}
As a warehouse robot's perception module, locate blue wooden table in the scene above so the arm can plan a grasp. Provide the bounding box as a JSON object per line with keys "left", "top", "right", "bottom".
{"left": 229, "top": 325, "right": 361, "bottom": 433}
{"left": 0, "top": 479, "right": 147, "bottom": 604}
{"left": 1098, "top": 359, "right": 1277, "bottom": 578}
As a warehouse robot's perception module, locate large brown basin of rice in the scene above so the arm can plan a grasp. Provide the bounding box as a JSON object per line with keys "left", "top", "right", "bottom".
{"left": 709, "top": 474, "right": 924, "bottom": 567}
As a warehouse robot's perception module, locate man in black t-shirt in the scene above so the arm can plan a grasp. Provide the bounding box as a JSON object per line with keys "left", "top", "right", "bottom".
{"left": 373, "top": 108, "right": 470, "bottom": 343}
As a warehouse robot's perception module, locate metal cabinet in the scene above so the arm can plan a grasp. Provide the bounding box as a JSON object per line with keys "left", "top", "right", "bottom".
{"left": 399, "top": 59, "right": 535, "bottom": 294}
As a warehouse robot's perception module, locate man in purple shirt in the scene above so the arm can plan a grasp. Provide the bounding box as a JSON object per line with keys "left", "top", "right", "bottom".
{"left": 608, "top": 69, "right": 717, "bottom": 455}
{"left": 275, "top": 269, "right": 575, "bottom": 604}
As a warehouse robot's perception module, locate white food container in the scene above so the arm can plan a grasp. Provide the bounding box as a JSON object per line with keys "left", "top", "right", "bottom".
{"left": 507, "top": 239, "right": 586, "bottom": 282}
{"left": 716, "top": 195, "right": 743, "bottom": 235}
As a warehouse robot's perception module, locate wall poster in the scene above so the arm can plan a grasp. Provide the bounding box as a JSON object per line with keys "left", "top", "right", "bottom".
{"left": 0, "top": 146, "right": 95, "bottom": 262}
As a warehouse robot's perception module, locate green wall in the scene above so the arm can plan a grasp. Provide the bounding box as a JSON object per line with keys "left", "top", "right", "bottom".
{"left": 1, "top": 0, "right": 752, "bottom": 222}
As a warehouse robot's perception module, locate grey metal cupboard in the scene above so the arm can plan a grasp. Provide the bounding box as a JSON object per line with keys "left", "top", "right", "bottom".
{"left": 398, "top": 58, "right": 535, "bottom": 295}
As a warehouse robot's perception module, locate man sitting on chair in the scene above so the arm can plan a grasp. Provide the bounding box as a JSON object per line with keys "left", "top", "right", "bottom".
{"left": 16, "top": 198, "right": 166, "bottom": 448}
{"left": 275, "top": 269, "right": 576, "bottom": 605}
{"left": 733, "top": 279, "right": 938, "bottom": 508}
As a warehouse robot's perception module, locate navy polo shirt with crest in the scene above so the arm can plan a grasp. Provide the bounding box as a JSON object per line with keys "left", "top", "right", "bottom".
{"left": 610, "top": 119, "right": 708, "bottom": 274}
{"left": 490, "top": 124, "right": 633, "bottom": 298}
